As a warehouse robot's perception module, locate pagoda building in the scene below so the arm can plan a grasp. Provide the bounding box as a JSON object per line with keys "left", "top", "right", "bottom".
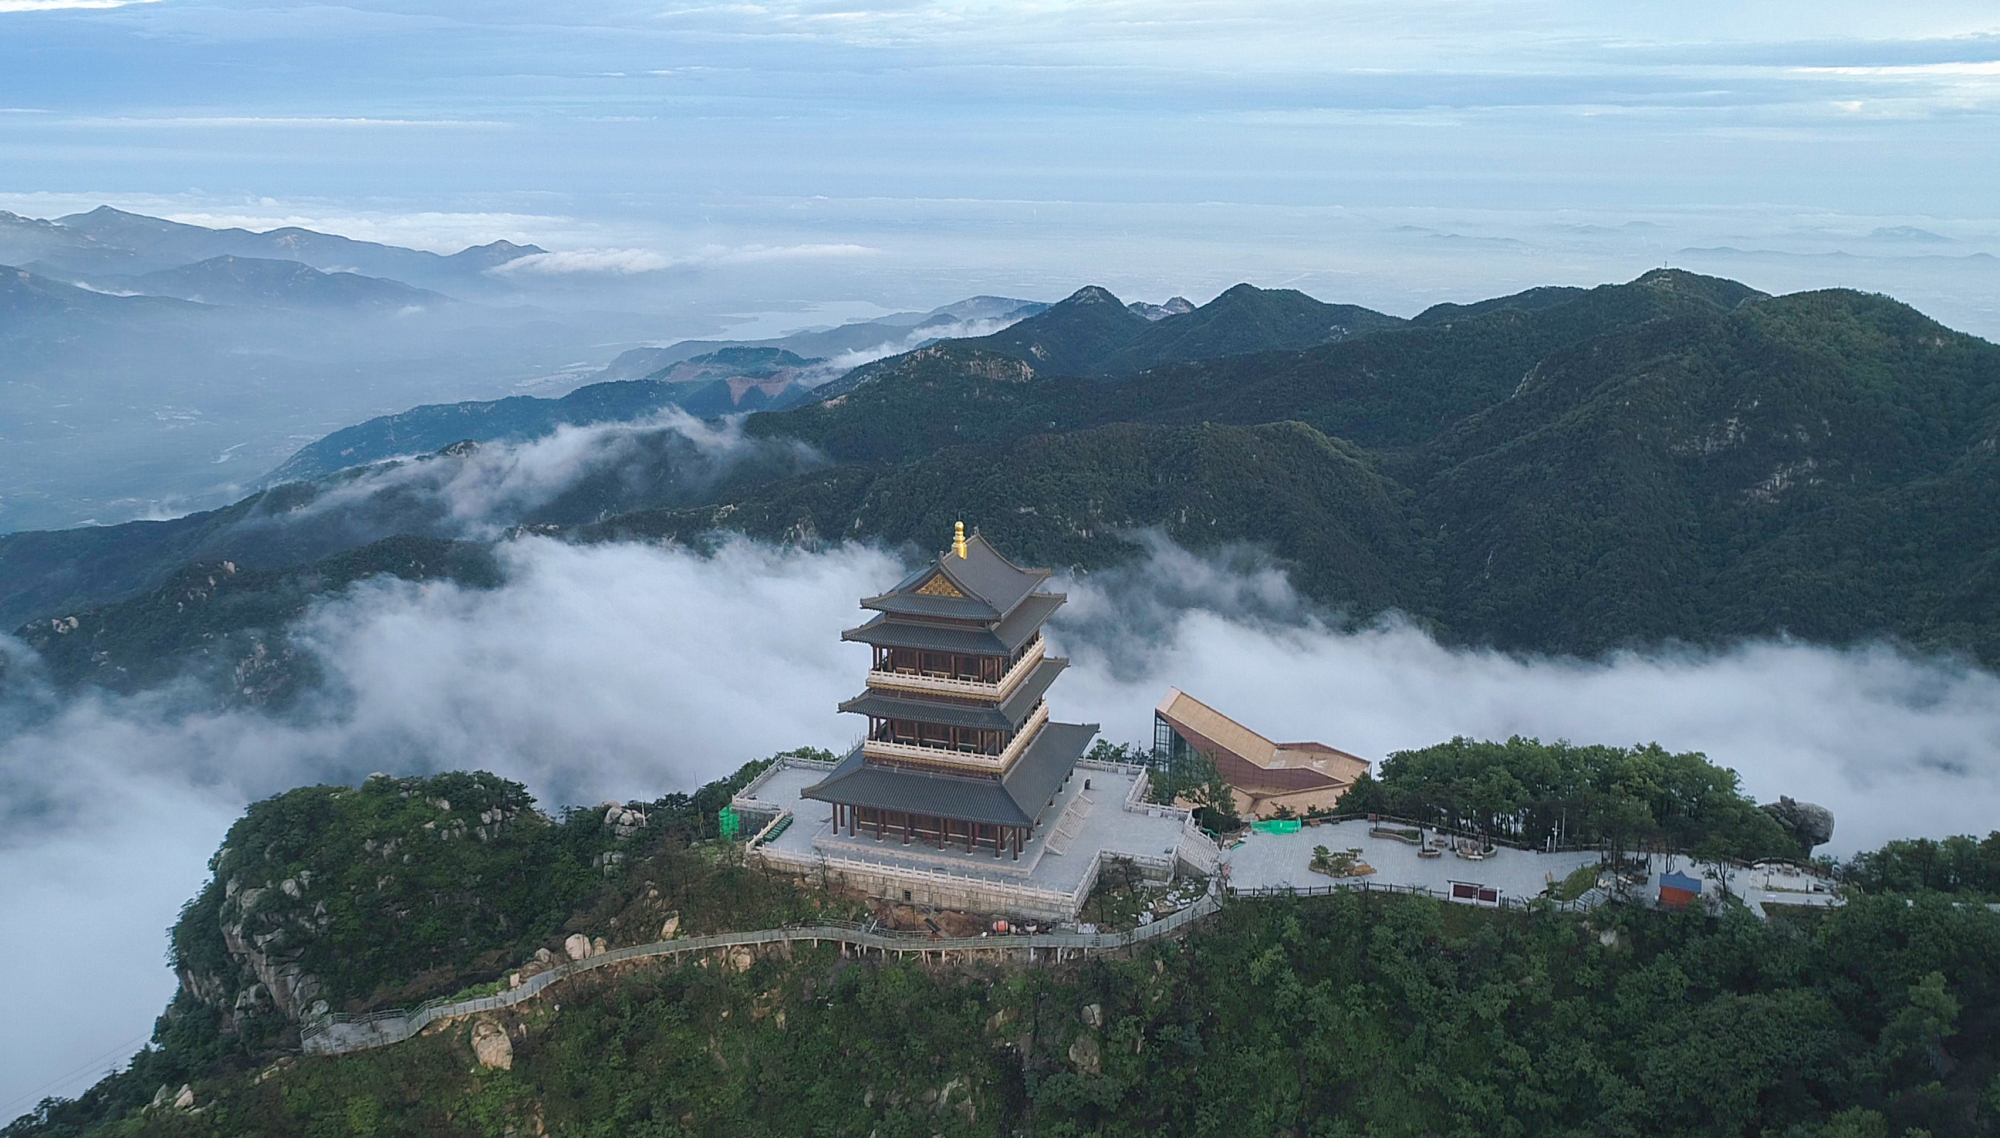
{"left": 803, "top": 523, "right": 1097, "bottom": 860}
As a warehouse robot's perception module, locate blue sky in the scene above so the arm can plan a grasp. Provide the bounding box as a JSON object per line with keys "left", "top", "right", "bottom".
{"left": 3, "top": 1, "right": 1999, "bottom": 328}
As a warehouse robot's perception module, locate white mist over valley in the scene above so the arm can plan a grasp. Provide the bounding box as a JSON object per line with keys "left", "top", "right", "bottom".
{"left": 5, "top": 532, "right": 2000, "bottom": 1112}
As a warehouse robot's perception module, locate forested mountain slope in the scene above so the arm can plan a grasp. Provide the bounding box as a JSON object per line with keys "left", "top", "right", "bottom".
{"left": 846, "top": 281, "right": 1403, "bottom": 384}
{"left": 676, "top": 272, "right": 2000, "bottom": 659}
{"left": 1413, "top": 290, "right": 2000, "bottom": 652}
{"left": 264, "top": 349, "right": 825, "bottom": 485}
{"left": 7, "top": 269, "right": 2000, "bottom": 699}
{"left": 762, "top": 269, "right": 1763, "bottom": 464}
{"left": 12, "top": 535, "right": 499, "bottom": 701}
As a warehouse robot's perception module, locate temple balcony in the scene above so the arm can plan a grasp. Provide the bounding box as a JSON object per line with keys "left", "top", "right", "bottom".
{"left": 865, "top": 641, "right": 1044, "bottom": 702}
{"left": 862, "top": 702, "right": 1050, "bottom": 774}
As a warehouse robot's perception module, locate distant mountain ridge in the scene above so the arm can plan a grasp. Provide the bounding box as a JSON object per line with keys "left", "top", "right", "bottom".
{"left": 955, "top": 282, "right": 1406, "bottom": 379}
{"left": 0, "top": 262, "right": 211, "bottom": 328}
{"left": 259, "top": 283, "right": 1400, "bottom": 487}
{"left": 259, "top": 298, "right": 1056, "bottom": 484}
{"left": 593, "top": 296, "right": 1049, "bottom": 382}
{"left": 64, "top": 255, "right": 456, "bottom": 311}
{"left": 18, "top": 206, "right": 544, "bottom": 289}
{"left": 262, "top": 348, "right": 825, "bottom": 485}
{"left": 8, "top": 268, "right": 2000, "bottom": 699}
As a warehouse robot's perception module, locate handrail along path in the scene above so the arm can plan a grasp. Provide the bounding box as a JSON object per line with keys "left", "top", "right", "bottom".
{"left": 300, "top": 892, "right": 1223, "bottom": 1056}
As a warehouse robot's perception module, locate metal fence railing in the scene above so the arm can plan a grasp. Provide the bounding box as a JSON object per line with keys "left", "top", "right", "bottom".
{"left": 300, "top": 889, "right": 1225, "bottom": 1057}
{"left": 297, "top": 861, "right": 1634, "bottom": 1060}
{"left": 1227, "top": 876, "right": 1613, "bottom": 914}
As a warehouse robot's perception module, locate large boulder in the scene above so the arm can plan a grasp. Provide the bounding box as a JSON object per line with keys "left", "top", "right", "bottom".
{"left": 470, "top": 1019, "right": 513, "bottom": 1070}
{"left": 1761, "top": 796, "right": 1835, "bottom": 852}
{"left": 1068, "top": 1033, "right": 1102, "bottom": 1075}
{"left": 603, "top": 804, "right": 649, "bottom": 840}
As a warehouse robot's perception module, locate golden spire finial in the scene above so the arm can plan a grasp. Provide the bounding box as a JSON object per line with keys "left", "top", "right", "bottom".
{"left": 953, "top": 520, "right": 968, "bottom": 559}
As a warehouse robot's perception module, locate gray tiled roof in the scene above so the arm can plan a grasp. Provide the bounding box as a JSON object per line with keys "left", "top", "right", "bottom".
{"left": 838, "top": 658, "right": 1068, "bottom": 730}
{"left": 801, "top": 721, "right": 1098, "bottom": 828}
{"left": 842, "top": 616, "right": 1008, "bottom": 655}
{"left": 862, "top": 592, "right": 1000, "bottom": 620}
{"left": 936, "top": 532, "right": 1051, "bottom": 616}
{"left": 994, "top": 592, "right": 1064, "bottom": 648}
{"left": 842, "top": 593, "right": 1061, "bottom": 655}
{"left": 860, "top": 531, "right": 1054, "bottom": 622}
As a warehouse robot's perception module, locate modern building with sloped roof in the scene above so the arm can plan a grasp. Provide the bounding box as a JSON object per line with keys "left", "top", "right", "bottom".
{"left": 1153, "top": 687, "right": 1371, "bottom": 818}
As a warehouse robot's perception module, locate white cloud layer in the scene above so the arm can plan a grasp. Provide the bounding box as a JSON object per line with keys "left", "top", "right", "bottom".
{"left": 4, "top": 534, "right": 2000, "bottom": 1115}
{"left": 488, "top": 248, "right": 673, "bottom": 275}
{"left": 0, "top": 0, "right": 160, "bottom": 11}
{"left": 488, "top": 243, "right": 876, "bottom": 276}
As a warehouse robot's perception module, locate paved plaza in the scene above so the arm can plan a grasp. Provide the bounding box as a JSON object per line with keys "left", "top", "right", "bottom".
{"left": 1221, "top": 820, "right": 1601, "bottom": 901}
{"left": 741, "top": 765, "right": 1853, "bottom": 920}
{"left": 736, "top": 758, "right": 1195, "bottom": 900}
{"left": 1222, "top": 824, "right": 1853, "bottom": 917}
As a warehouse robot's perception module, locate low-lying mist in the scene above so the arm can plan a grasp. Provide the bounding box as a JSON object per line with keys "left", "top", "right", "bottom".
{"left": 0, "top": 411, "right": 830, "bottom": 633}
{"left": 4, "top": 534, "right": 2000, "bottom": 1114}
{"left": 792, "top": 311, "right": 1040, "bottom": 386}
{"left": 266, "top": 409, "right": 826, "bottom": 543}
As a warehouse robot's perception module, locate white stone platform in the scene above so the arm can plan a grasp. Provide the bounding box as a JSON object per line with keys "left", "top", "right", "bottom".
{"left": 1222, "top": 824, "right": 1848, "bottom": 919}
{"left": 1221, "top": 820, "right": 1600, "bottom": 902}
{"left": 734, "top": 757, "right": 1206, "bottom": 920}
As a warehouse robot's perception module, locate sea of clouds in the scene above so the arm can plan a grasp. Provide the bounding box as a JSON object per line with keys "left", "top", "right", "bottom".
{"left": 5, "top": 531, "right": 2000, "bottom": 1114}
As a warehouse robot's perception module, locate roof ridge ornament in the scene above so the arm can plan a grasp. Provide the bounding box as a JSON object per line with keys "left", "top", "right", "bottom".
{"left": 953, "top": 520, "right": 968, "bottom": 559}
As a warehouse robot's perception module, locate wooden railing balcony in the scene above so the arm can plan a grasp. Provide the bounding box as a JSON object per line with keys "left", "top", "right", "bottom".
{"left": 862, "top": 703, "right": 1050, "bottom": 775}
{"left": 866, "top": 643, "right": 1044, "bottom": 702}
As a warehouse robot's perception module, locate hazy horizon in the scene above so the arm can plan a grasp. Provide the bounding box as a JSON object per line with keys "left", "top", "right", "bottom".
{"left": 3, "top": 1, "right": 1998, "bottom": 338}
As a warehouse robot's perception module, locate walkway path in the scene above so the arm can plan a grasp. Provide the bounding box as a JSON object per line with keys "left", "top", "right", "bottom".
{"left": 300, "top": 891, "right": 1223, "bottom": 1057}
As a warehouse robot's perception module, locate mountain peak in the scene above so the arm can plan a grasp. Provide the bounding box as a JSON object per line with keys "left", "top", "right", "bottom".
{"left": 1060, "top": 285, "right": 1126, "bottom": 307}
{"left": 1129, "top": 297, "right": 1195, "bottom": 321}
{"left": 447, "top": 239, "right": 549, "bottom": 268}
{"left": 1630, "top": 267, "right": 1767, "bottom": 308}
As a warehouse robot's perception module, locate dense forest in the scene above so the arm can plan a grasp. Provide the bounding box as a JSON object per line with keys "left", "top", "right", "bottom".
{"left": 1846, "top": 833, "right": 2000, "bottom": 900}
{"left": 1343, "top": 736, "right": 1809, "bottom": 861}
{"left": 12, "top": 891, "right": 1999, "bottom": 1137}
